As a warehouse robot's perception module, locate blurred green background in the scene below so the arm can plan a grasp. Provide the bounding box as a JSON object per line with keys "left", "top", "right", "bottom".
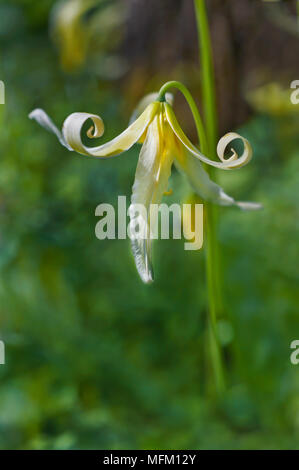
{"left": 0, "top": 0, "right": 299, "bottom": 449}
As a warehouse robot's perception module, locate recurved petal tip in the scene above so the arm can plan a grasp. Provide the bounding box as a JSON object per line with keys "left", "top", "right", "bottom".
{"left": 29, "top": 108, "right": 73, "bottom": 151}
{"left": 236, "top": 201, "right": 263, "bottom": 211}
{"left": 216, "top": 132, "right": 253, "bottom": 169}
{"left": 130, "top": 238, "right": 154, "bottom": 284}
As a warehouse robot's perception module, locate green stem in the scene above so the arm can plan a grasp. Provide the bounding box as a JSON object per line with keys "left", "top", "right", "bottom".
{"left": 158, "top": 80, "right": 208, "bottom": 153}
{"left": 194, "top": 0, "right": 225, "bottom": 395}
{"left": 194, "top": 0, "right": 218, "bottom": 154}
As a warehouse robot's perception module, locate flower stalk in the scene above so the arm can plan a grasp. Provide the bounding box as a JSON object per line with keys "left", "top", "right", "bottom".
{"left": 194, "top": 0, "right": 226, "bottom": 395}
{"left": 158, "top": 80, "right": 208, "bottom": 153}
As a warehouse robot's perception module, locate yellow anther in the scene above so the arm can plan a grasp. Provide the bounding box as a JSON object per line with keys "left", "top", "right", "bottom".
{"left": 164, "top": 188, "right": 173, "bottom": 196}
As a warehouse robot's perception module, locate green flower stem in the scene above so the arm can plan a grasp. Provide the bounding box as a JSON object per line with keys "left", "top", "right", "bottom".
{"left": 158, "top": 81, "right": 225, "bottom": 394}
{"left": 194, "top": 0, "right": 225, "bottom": 395}
{"left": 194, "top": 0, "right": 217, "bottom": 154}
{"left": 158, "top": 80, "right": 208, "bottom": 153}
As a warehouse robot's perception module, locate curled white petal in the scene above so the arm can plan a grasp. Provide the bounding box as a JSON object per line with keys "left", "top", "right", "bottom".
{"left": 165, "top": 103, "right": 252, "bottom": 170}
{"left": 62, "top": 102, "right": 160, "bottom": 158}
{"left": 216, "top": 132, "right": 252, "bottom": 167}
{"left": 29, "top": 108, "right": 73, "bottom": 151}
{"left": 172, "top": 133, "right": 262, "bottom": 211}
{"left": 62, "top": 112, "right": 105, "bottom": 153}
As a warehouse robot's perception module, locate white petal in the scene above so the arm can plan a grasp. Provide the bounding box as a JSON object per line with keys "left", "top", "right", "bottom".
{"left": 216, "top": 132, "right": 252, "bottom": 167}
{"left": 29, "top": 102, "right": 159, "bottom": 159}
{"left": 29, "top": 108, "right": 73, "bottom": 150}
{"left": 173, "top": 137, "right": 262, "bottom": 210}
{"left": 130, "top": 114, "right": 174, "bottom": 283}
{"left": 62, "top": 102, "right": 159, "bottom": 158}
{"left": 165, "top": 103, "right": 252, "bottom": 170}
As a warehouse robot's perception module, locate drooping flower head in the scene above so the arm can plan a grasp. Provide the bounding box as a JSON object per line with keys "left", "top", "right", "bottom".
{"left": 50, "top": 0, "right": 96, "bottom": 71}
{"left": 50, "top": 0, "right": 123, "bottom": 72}
{"left": 30, "top": 90, "right": 261, "bottom": 283}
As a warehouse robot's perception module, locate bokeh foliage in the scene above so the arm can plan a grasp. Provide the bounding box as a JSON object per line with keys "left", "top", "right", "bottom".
{"left": 0, "top": 0, "right": 298, "bottom": 449}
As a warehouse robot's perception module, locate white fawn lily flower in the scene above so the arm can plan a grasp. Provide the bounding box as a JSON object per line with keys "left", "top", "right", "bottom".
{"left": 29, "top": 93, "right": 261, "bottom": 283}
